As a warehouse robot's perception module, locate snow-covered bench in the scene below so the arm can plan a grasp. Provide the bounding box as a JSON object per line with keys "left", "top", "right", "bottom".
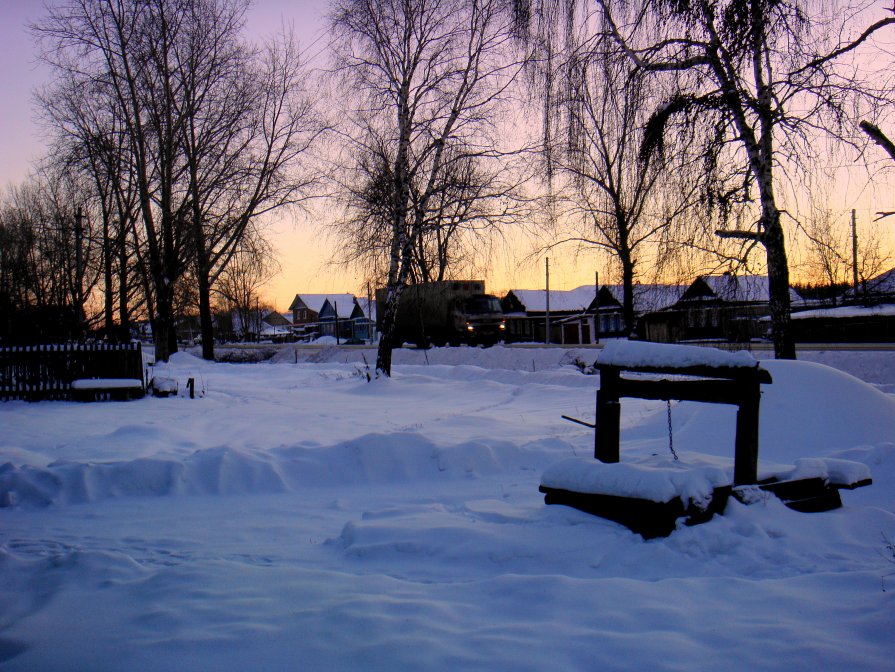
{"left": 71, "top": 378, "right": 145, "bottom": 401}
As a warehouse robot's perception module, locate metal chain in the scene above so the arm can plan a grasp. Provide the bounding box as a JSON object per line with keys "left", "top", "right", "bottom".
{"left": 666, "top": 399, "right": 679, "bottom": 461}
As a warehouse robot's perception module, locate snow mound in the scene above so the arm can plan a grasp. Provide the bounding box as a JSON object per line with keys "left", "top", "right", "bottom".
{"left": 0, "top": 435, "right": 563, "bottom": 508}
{"left": 0, "top": 448, "right": 286, "bottom": 507}
{"left": 630, "top": 359, "right": 895, "bottom": 466}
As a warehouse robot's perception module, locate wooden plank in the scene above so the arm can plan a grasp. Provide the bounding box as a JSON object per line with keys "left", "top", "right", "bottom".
{"left": 539, "top": 484, "right": 732, "bottom": 539}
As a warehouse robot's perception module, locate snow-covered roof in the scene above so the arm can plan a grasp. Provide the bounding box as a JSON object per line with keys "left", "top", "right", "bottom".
{"left": 685, "top": 274, "right": 802, "bottom": 304}
{"left": 865, "top": 267, "right": 895, "bottom": 295}
{"left": 262, "top": 310, "right": 291, "bottom": 326}
{"left": 602, "top": 284, "right": 686, "bottom": 313}
{"left": 507, "top": 284, "right": 685, "bottom": 315}
{"left": 292, "top": 293, "right": 357, "bottom": 317}
{"left": 320, "top": 295, "right": 359, "bottom": 320}
{"left": 791, "top": 304, "right": 895, "bottom": 320}
{"left": 260, "top": 323, "right": 292, "bottom": 336}
{"left": 506, "top": 287, "right": 598, "bottom": 313}
{"left": 356, "top": 297, "right": 376, "bottom": 320}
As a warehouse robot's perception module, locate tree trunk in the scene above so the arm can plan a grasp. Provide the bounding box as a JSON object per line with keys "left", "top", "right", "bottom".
{"left": 375, "top": 282, "right": 404, "bottom": 376}
{"left": 620, "top": 254, "right": 636, "bottom": 336}
{"left": 102, "top": 210, "right": 115, "bottom": 341}
{"left": 153, "top": 292, "right": 172, "bottom": 363}
{"left": 117, "top": 225, "right": 130, "bottom": 342}
{"left": 198, "top": 267, "right": 215, "bottom": 360}
{"left": 763, "top": 213, "right": 796, "bottom": 359}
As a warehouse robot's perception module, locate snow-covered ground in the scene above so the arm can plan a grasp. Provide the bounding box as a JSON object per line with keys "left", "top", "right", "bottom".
{"left": 1, "top": 345, "right": 894, "bottom": 671}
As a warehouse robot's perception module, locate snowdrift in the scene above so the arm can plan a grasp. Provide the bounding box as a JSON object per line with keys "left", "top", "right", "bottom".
{"left": 1, "top": 347, "right": 894, "bottom": 672}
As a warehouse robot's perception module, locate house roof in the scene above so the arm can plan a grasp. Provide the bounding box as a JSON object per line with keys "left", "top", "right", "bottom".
{"left": 356, "top": 297, "right": 376, "bottom": 320}
{"left": 260, "top": 322, "right": 292, "bottom": 336}
{"left": 504, "top": 287, "right": 599, "bottom": 313}
{"left": 231, "top": 309, "right": 291, "bottom": 335}
{"left": 602, "top": 284, "right": 686, "bottom": 313}
{"left": 320, "top": 295, "right": 360, "bottom": 320}
{"left": 866, "top": 267, "right": 895, "bottom": 295}
{"left": 680, "top": 274, "right": 802, "bottom": 304}
{"left": 289, "top": 293, "right": 357, "bottom": 315}
{"left": 262, "top": 310, "right": 292, "bottom": 327}
{"left": 506, "top": 283, "right": 685, "bottom": 315}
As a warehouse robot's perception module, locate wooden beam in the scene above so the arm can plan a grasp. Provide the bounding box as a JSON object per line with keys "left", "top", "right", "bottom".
{"left": 616, "top": 377, "right": 747, "bottom": 405}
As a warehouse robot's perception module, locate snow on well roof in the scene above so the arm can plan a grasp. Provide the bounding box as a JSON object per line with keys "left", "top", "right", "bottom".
{"left": 541, "top": 457, "right": 729, "bottom": 505}
{"left": 596, "top": 340, "right": 757, "bottom": 369}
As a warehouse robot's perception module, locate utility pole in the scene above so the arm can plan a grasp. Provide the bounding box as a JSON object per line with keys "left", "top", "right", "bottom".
{"left": 335, "top": 300, "right": 340, "bottom": 345}
{"left": 851, "top": 209, "right": 859, "bottom": 300}
{"left": 594, "top": 270, "right": 600, "bottom": 345}
{"left": 545, "top": 257, "right": 551, "bottom": 345}
{"left": 367, "top": 282, "right": 373, "bottom": 344}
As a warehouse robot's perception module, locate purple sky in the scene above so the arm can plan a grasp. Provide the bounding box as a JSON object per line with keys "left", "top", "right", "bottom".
{"left": 2, "top": 1, "right": 889, "bottom": 305}
{"left": 0, "top": 0, "right": 328, "bottom": 189}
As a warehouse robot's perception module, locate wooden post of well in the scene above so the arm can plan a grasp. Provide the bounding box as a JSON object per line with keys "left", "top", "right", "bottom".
{"left": 733, "top": 374, "right": 761, "bottom": 485}
{"left": 595, "top": 367, "right": 621, "bottom": 463}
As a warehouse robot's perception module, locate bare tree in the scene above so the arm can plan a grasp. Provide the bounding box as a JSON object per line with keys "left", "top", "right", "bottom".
{"left": 540, "top": 28, "right": 704, "bottom": 333}
{"left": 35, "top": 0, "right": 195, "bottom": 359}
{"left": 800, "top": 205, "right": 850, "bottom": 299}
{"left": 177, "top": 18, "right": 324, "bottom": 360}
{"left": 35, "top": 0, "right": 323, "bottom": 361}
{"left": 38, "top": 72, "right": 144, "bottom": 342}
{"left": 0, "top": 168, "right": 103, "bottom": 342}
{"left": 331, "top": 0, "right": 526, "bottom": 376}
{"left": 337, "top": 141, "right": 529, "bottom": 287}
{"left": 213, "top": 229, "right": 280, "bottom": 342}
{"left": 588, "top": 0, "right": 895, "bottom": 358}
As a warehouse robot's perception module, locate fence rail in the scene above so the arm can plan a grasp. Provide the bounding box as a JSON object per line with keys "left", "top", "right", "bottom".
{"left": 0, "top": 342, "right": 144, "bottom": 401}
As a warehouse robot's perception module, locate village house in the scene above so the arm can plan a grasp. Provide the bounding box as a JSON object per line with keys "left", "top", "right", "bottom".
{"left": 288, "top": 293, "right": 375, "bottom": 342}
{"left": 639, "top": 273, "right": 803, "bottom": 343}
{"left": 501, "top": 287, "right": 599, "bottom": 344}
{"left": 288, "top": 294, "right": 348, "bottom": 340}
{"left": 317, "top": 296, "right": 374, "bottom": 342}
{"left": 596, "top": 284, "right": 686, "bottom": 338}
{"left": 500, "top": 284, "right": 684, "bottom": 344}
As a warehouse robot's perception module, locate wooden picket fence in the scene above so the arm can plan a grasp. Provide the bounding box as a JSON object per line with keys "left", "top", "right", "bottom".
{"left": 0, "top": 342, "right": 145, "bottom": 401}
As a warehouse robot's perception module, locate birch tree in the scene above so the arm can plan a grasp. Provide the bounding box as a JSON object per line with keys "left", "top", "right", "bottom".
{"left": 331, "top": 0, "right": 525, "bottom": 376}
{"left": 591, "top": 0, "right": 895, "bottom": 358}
